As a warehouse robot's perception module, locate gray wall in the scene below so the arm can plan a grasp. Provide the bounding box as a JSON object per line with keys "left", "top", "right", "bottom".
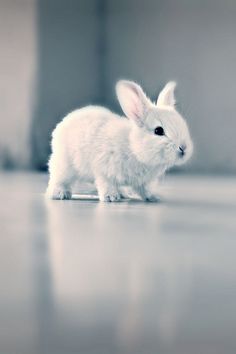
{"left": 105, "top": 0, "right": 236, "bottom": 174}
{"left": 1, "top": 0, "right": 236, "bottom": 173}
{"left": 0, "top": 0, "right": 36, "bottom": 168}
{"left": 32, "top": 0, "right": 103, "bottom": 169}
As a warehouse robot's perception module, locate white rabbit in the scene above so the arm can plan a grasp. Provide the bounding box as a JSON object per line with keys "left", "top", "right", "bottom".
{"left": 46, "top": 80, "right": 193, "bottom": 202}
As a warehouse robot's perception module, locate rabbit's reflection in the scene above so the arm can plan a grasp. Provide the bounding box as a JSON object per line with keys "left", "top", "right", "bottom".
{"left": 44, "top": 199, "right": 192, "bottom": 350}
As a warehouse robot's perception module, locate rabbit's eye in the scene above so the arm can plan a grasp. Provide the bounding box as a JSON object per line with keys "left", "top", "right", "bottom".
{"left": 154, "top": 126, "right": 165, "bottom": 136}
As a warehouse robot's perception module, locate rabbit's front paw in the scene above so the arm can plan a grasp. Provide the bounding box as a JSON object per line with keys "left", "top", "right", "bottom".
{"left": 144, "top": 195, "right": 160, "bottom": 202}
{"left": 96, "top": 177, "right": 121, "bottom": 202}
{"left": 100, "top": 193, "right": 121, "bottom": 202}
{"left": 57, "top": 190, "right": 72, "bottom": 200}
{"left": 133, "top": 185, "right": 160, "bottom": 202}
{"left": 47, "top": 188, "right": 72, "bottom": 200}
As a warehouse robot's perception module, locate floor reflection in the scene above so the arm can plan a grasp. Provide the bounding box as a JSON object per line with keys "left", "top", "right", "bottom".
{"left": 1, "top": 173, "right": 236, "bottom": 354}
{"left": 44, "top": 198, "right": 195, "bottom": 354}
{"left": 30, "top": 196, "right": 56, "bottom": 354}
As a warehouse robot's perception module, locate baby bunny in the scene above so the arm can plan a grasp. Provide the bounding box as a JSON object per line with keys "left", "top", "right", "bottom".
{"left": 46, "top": 80, "right": 193, "bottom": 202}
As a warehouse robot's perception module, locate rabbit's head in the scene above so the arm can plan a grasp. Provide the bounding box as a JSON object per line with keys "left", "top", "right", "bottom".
{"left": 116, "top": 80, "right": 193, "bottom": 169}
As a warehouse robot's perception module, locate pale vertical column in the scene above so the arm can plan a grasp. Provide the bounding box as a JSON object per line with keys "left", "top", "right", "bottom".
{"left": 0, "top": 0, "right": 36, "bottom": 168}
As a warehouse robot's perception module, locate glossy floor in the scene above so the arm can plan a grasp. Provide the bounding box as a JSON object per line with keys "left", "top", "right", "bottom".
{"left": 1, "top": 172, "right": 236, "bottom": 354}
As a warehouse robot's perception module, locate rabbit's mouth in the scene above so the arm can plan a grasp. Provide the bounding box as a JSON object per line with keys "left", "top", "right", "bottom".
{"left": 178, "top": 151, "right": 186, "bottom": 160}
{"left": 178, "top": 144, "right": 186, "bottom": 157}
{"left": 175, "top": 143, "right": 193, "bottom": 165}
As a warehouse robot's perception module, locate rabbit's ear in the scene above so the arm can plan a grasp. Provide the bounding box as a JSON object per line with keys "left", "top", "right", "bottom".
{"left": 156, "top": 81, "right": 176, "bottom": 107}
{"left": 116, "top": 80, "right": 151, "bottom": 125}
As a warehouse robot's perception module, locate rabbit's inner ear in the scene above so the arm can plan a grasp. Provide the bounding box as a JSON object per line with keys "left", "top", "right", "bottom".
{"left": 116, "top": 80, "right": 151, "bottom": 126}
{"left": 156, "top": 81, "right": 177, "bottom": 107}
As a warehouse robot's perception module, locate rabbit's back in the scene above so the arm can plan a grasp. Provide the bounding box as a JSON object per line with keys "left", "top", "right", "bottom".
{"left": 51, "top": 106, "right": 131, "bottom": 181}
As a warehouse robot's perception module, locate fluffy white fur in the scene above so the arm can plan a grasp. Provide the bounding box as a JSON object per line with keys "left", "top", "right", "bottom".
{"left": 46, "top": 80, "right": 193, "bottom": 202}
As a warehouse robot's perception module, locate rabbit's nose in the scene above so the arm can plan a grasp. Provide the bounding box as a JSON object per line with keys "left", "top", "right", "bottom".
{"left": 179, "top": 144, "right": 186, "bottom": 156}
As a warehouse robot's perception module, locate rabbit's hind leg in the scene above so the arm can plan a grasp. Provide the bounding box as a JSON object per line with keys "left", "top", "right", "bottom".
{"left": 46, "top": 152, "right": 76, "bottom": 200}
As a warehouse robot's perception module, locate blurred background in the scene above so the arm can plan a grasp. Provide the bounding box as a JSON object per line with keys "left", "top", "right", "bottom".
{"left": 1, "top": 0, "right": 236, "bottom": 173}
